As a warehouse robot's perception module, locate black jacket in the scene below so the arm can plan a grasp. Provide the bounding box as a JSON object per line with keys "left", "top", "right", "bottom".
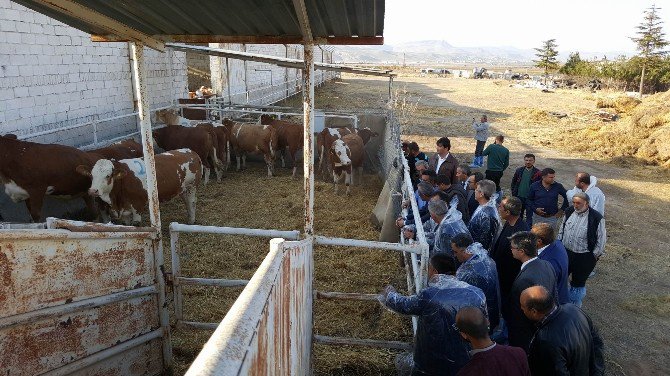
{"left": 528, "top": 304, "right": 605, "bottom": 376}
{"left": 508, "top": 258, "right": 557, "bottom": 352}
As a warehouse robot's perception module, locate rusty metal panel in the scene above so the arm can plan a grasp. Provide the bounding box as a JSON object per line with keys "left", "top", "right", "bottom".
{"left": 0, "top": 295, "right": 159, "bottom": 375}
{"left": 0, "top": 225, "right": 165, "bottom": 376}
{"left": 185, "top": 238, "right": 313, "bottom": 375}
{"left": 0, "top": 234, "right": 155, "bottom": 316}
{"left": 69, "top": 338, "right": 163, "bottom": 376}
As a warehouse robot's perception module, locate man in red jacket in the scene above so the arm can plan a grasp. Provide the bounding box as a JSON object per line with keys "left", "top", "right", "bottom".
{"left": 455, "top": 306, "right": 530, "bottom": 376}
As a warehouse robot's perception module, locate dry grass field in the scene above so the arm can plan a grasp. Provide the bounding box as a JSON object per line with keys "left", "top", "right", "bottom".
{"left": 163, "top": 73, "right": 669, "bottom": 375}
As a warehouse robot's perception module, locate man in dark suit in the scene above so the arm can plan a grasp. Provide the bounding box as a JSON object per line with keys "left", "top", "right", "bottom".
{"left": 521, "top": 286, "right": 605, "bottom": 376}
{"left": 507, "top": 231, "right": 557, "bottom": 352}
{"left": 428, "top": 137, "right": 459, "bottom": 185}
{"left": 531, "top": 223, "right": 570, "bottom": 304}
{"left": 491, "top": 196, "right": 529, "bottom": 320}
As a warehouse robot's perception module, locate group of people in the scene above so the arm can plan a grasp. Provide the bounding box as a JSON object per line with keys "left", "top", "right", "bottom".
{"left": 390, "top": 127, "right": 607, "bottom": 375}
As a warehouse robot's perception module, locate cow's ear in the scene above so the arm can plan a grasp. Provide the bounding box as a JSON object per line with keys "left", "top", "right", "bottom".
{"left": 76, "top": 165, "right": 92, "bottom": 177}
{"left": 113, "top": 169, "right": 127, "bottom": 180}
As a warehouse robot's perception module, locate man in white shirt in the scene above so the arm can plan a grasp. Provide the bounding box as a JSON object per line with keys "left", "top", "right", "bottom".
{"left": 566, "top": 172, "right": 605, "bottom": 216}
{"left": 428, "top": 137, "right": 459, "bottom": 184}
{"left": 507, "top": 231, "right": 557, "bottom": 352}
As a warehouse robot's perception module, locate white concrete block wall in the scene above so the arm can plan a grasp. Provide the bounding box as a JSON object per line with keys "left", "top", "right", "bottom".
{"left": 209, "top": 43, "right": 336, "bottom": 106}
{"left": 0, "top": 0, "right": 187, "bottom": 147}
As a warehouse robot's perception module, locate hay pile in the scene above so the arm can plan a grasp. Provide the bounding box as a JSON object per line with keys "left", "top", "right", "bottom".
{"left": 558, "top": 90, "right": 670, "bottom": 167}
{"left": 595, "top": 96, "right": 641, "bottom": 114}
{"left": 156, "top": 164, "right": 408, "bottom": 375}
{"left": 509, "top": 107, "right": 554, "bottom": 124}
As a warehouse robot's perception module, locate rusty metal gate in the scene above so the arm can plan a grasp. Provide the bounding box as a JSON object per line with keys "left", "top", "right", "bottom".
{"left": 185, "top": 238, "right": 313, "bottom": 375}
{"left": 0, "top": 219, "right": 171, "bottom": 375}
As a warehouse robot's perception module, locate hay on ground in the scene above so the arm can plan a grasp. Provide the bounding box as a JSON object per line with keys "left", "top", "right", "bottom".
{"left": 156, "top": 163, "right": 408, "bottom": 375}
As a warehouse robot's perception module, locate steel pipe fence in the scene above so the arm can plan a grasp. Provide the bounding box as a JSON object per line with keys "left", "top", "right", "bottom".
{"left": 168, "top": 222, "right": 300, "bottom": 330}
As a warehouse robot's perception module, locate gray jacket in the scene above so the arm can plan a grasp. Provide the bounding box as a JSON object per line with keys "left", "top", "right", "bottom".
{"left": 472, "top": 121, "right": 490, "bottom": 141}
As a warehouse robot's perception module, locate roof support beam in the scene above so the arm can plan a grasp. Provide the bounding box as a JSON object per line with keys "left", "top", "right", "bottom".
{"left": 92, "top": 34, "right": 384, "bottom": 45}
{"left": 31, "top": 0, "right": 165, "bottom": 51}
{"left": 164, "top": 43, "right": 394, "bottom": 77}
{"left": 292, "top": 0, "right": 313, "bottom": 42}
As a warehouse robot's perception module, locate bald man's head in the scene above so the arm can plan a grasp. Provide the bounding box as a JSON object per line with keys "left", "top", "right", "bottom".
{"left": 455, "top": 306, "right": 489, "bottom": 340}
{"left": 520, "top": 285, "right": 555, "bottom": 322}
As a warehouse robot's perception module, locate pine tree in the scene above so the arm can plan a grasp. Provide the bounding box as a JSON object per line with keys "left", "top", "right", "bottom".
{"left": 534, "top": 39, "right": 559, "bottom": 85}
{"left": 560, "top": 52, "right": 582, "bottom": 75}
{"left": 631, "top": 5, "right": 668, "bottom": 95}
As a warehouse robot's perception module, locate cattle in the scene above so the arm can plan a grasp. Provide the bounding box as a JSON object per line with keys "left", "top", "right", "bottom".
{"left": 88, "top": 139, "right": 143, "bottom": 160}
{"left": 223, "top": 119, "right": 278, "bottom": 178}
{"left": 156, "top": 109, "right": 228, "bottom": 181}
{"left": 260, "top": 114, "right": 303, "bottom": 179}
{"left": 355, "top": 127, "right": 379, "bottom": 146}
{"left": 76, "top": 149, "right": 202, "bottom": 225}
{"left": 329, "top": 133, "right": 364, "bottom": 195}
{"left": 316, "top": 127, "right": 353, "bottom": 177}
{"left": 153, "top": 123, "right": 218, "bottom": 184}
{"left": 0, "top": 135, "right": 98, "bottom": 222}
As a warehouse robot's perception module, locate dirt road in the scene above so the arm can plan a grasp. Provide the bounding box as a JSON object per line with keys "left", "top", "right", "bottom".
{"left": 283, "top": 75, "right": 670, "bottom": 375}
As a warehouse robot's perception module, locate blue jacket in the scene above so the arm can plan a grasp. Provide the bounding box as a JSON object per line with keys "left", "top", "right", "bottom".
{"left": 384, "top": 275, "right": 487, "bottom": 376}
{"left": 527, "top": 181, "right": 568, "bottom": 216}
{"left": 538, "top": 240, "right": 570, "bottom": 304}
{"left": 456, "top": 246, "right": 501, "bottom": 331}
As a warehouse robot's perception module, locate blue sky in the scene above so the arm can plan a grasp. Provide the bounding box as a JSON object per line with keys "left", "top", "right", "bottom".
{"left": 383, "top": 0, "right": 669, "bottom": 53}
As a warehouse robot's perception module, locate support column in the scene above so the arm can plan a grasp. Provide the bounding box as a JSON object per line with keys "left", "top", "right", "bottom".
{"left": 303, "top": 43, "right": 315, "bottom": 236}
{"left": 129, "top": 42, "right": 172, "bottom": 371}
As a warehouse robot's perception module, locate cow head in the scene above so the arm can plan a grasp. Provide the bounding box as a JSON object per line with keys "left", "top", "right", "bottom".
{"left": 259, "top": 114, "right": 276, "bottom": 125}
{"left": 330, "top": 139, "right": 351, "bottom": 167}
{"left": 77, "top": 160, "right": 126, "bottom": 204}
{"left": 155, "top": 109, "right": 180, "bottom": 125}
{"left": 357, "top": 127, "right": 379, "bottom": 145}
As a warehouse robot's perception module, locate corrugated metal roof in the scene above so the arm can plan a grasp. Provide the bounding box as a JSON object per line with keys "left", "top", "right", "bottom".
{"left": 11, "top": 0, "right": 385, "bottom": 49}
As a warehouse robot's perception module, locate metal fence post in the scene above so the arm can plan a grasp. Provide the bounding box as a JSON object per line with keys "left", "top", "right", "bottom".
{"left": 92, "top": 120, "right": 98, "bottom": 148}
{"left": 130, "top": 42, "right": 172, "bottom": 371}
{"left": 303, "top": 43, "right": 315, "bottom": 237}
{"left": 170, "top": 229, "right": 183, "bottom": 325}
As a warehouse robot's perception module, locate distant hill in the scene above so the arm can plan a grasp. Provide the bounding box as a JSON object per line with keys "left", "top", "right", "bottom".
{"left": 333, "top": 40, "right": 633, "bottom": 65}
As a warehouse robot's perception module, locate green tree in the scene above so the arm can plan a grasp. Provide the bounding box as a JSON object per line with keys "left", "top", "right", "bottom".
{"left": 560, "top": 52, "right": 582, "bottom": 74}
{"left": 534, "top": 39, "right": 560, "bottom": 84}
{"left": 631, "top": 4, "right": 668, "bottom": 95}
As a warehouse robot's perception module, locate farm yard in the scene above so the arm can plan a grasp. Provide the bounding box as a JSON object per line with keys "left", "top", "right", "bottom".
{"left": 280, "top": 73, "right": 670, "bottom": 375}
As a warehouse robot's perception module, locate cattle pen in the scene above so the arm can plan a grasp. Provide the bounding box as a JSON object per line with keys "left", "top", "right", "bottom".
{"left": 0, "top": 1, "right": 435, "bottom": 375}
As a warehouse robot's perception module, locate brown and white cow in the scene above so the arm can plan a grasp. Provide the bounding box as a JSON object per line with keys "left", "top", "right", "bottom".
{"left": 329, "top": 133, "right": 364, "bottom": 195}
{"left": 88, "top": 139, "right": 143, "bottom": 160}
{"left": 0, "top": 135, "right": 98, "bottom": 221}
{"left": 223, "top": 119, "right": 278, "bottom": 178}
{"left": 76, "top": 149, "right": 202, "bottom": 225}
{"left": 153, "top": 124, "right": 217, "bottom": 184}
{"left": 317, "top": 127, "right": 353, "bottom": 177}
{"left": 260, "top": 114, "right": 303, "bottom": 179}
{"left": 156, "top": 109, "right": 228, "bottom": 181}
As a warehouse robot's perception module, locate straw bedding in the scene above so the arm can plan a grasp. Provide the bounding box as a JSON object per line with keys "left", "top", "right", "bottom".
{"left": 156, "top": 164, "right": 410, "bottom": 375}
